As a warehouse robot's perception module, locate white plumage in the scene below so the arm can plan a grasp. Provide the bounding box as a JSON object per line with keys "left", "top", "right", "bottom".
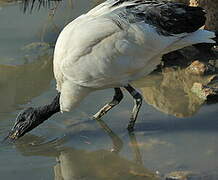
{"left": 54, "top": 0, "right": 215, "bottom": 112}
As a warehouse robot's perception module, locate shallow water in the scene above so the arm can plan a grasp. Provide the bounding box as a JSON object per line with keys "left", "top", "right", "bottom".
{"left": 1, "top": 1, "right": 218, "bottom": 179}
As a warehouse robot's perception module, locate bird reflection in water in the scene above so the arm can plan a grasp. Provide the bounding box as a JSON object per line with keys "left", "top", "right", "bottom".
{"left": 15, "top": 119, "right": 160, "bottom": 180}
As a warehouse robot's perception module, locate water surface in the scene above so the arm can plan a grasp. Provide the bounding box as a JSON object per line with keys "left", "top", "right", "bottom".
{"left": 1, "top": 1, "right": 218, "bottom": 179}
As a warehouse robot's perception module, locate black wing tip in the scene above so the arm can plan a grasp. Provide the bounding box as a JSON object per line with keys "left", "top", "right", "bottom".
{"left": 151, "top": 1, "right": 206, "bottom": 35}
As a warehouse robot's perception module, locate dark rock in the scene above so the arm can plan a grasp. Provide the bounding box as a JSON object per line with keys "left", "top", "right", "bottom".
{"left": 162, "top": 51, "right": 188, "bottom": 68}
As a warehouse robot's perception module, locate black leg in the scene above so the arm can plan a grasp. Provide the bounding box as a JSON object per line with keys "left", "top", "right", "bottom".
{"left": 93, "top": 88, "right": 123, "bottom": 119}
{"left": 124, "top": 84, "right": 142, "bottom": 132}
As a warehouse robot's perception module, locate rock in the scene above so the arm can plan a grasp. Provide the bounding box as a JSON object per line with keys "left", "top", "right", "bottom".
{"left": 0, "top": 0, "right": 19, "bottom": 7}
{"left": 208, "top": 75, "right": 218, "bottom": 84}
{"left": 190, "top": 0, "right": 218, "bottom": 33}
{"left": 134, "top": 68, "right": 209, "bottom": 118}
{"left": 162, "top": 51, "right": 188, "bottom": 68}
{"left": 186, "top": 61, "right": 216, "bottom": 75}
{"left": 165, "top": 171, "right": 199, "bottom": 180}
{"left": 21, "top": 42, "right": 51, "bottom": 52}
{"left": 191, "top": 82, "right": 218, "bottom": 100}
{"left": 165, "top": 170, "right": 218, "bottom": 180}
{"left": 212, "top": 45, "right": 218, "bottom": 53}
{"left": 21, "top": 42, "right": 53, "bottom": 63}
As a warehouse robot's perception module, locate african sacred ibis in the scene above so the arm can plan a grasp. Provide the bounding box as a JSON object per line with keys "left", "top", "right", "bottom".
{"left": 7, "top": 0, "right": 215, "bottom": 140}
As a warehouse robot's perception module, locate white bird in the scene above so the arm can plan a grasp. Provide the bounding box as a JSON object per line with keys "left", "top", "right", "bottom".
{"left": 7, "top": 0, "right": 216, "bottom": 140}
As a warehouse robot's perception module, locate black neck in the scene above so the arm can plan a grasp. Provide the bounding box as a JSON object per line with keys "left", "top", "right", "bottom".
{"left": 36, "top": 93, "right": 61, "bottom": 122}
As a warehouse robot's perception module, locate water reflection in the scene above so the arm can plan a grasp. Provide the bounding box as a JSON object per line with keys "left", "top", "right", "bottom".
{"left": 0, "top": 0, "right": 18, "bottom": 7}
{"left": 1, "top": 0, "right": 218, "bottom": 178}
{"left": 134, "top": 68, "right": 213, "bottom": 118}
{"left": 22, "top": 0, "right": 62, "bottom": 13}
{"left": 15, "top": 120, "right": 160, "bottom": 180}
{"left": 0, "top": 52, "right": 53, "bottom": 112}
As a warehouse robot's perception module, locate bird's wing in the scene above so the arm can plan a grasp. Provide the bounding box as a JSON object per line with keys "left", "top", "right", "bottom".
{"left": 87, "top": 0, "right": 206, "bottom": 35}
{"left": 54, "top": 18, "right": 178, "bottom": 88}
{"left": 54, "top": 0, "right": 209, "bottom": 89}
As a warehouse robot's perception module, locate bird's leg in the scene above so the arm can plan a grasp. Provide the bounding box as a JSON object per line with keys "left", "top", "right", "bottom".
{"left": 93, "top": 88, "right": 123, "bottom": 119}
{"left": 124, "top": 84, "right": 142, "bottom": 132}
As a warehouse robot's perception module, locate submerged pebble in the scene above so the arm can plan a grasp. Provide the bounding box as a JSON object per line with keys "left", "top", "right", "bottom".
{"left": 165, "top": 171, "right": 199, "bottom": 180}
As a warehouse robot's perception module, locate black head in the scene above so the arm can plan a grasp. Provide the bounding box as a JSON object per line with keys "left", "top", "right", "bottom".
{"left": 6, "top": 107, "right": 41, "bottom": 141}
{"left": 4, "top": 93, "right": 61, "bottom": 142}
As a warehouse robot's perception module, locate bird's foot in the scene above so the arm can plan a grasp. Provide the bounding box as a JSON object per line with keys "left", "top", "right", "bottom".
{"left": 92, "top": 112, "right": 103, "bottom": 120}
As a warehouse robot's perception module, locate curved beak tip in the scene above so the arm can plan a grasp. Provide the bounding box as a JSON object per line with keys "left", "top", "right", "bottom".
{"left": 9, "top": 131, "right": 19, "bottom": 140}
{"left": 3, "top": 130, "right": 20, "bottom": 143}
